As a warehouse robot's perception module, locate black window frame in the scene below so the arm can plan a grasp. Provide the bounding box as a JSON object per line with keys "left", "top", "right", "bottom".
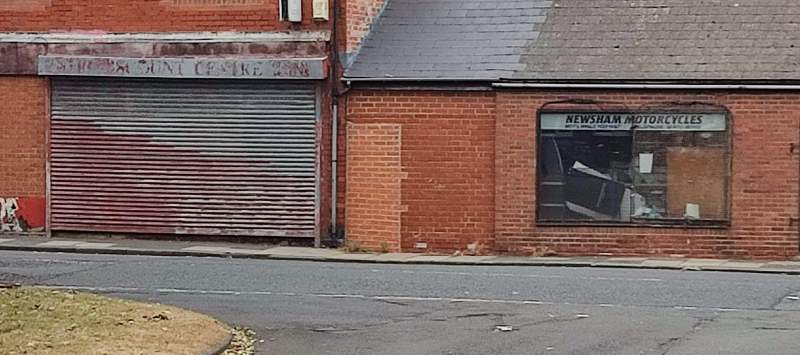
{"left": 280, "top": 0, "right": 290, "bottom": 21}
{"left": 535, "top": 108, "right": 732, "bottom": 228}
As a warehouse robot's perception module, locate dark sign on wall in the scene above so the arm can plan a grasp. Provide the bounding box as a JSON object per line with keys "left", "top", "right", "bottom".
{"left": 540, "top": 112, "right": 727, "bottom": 131}
{"left": 38, "top": 56, "right": 327, "bottom": 80}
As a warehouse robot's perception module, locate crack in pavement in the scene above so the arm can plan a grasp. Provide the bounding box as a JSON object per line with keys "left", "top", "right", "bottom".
{"left": 514, "top": 314, "right": 591, "bottom": 328}
{"left": 372, "top": 298, "right": 410, "bottom": 306}
{"left": 658, "top": 314, "right": 719, "bottom": 355}
{"left": 455, "top": 312, "right": 509, "bottom": 319}
{"left": 769, "top": 288, "right": 800, "bottom": 310}
{"left": 752, "top": 327, "right": 800, "bottom": 331}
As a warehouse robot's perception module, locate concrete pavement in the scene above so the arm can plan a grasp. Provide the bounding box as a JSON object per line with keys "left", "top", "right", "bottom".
{"left": 2, "top": 235, "right": 800, "bottom": 274}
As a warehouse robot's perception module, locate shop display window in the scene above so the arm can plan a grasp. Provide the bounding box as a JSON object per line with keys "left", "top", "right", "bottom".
{"left": 537, "top": 111, "right": 729, "bottom": 225}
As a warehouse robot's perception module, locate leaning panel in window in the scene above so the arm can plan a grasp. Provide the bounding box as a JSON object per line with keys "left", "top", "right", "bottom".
{"left": 537, "top": 111, "right": 729, "bottom": 225}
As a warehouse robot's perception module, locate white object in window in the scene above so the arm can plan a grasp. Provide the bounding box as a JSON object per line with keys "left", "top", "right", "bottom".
{"left": 685, "top": 203, "right": 700, "bottom": 219}
{"left": 313, "top": 0, "right": 329, "bottom": 20}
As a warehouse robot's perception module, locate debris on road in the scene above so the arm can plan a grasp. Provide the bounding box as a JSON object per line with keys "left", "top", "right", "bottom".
{"left": 494, "top": 325, "right": 514, "bottom": 332}
{"left": 223, "top": 326, "right": 257, "bottom": 355}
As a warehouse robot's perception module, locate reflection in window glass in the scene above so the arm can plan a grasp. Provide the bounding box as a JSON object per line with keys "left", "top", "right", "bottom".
{"left": 537, "top": 112, "right": 729, "bottom": 224}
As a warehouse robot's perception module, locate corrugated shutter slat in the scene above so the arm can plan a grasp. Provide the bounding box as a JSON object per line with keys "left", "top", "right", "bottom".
{"left": 50, "top": 78, "right": 318, "bottom": 238}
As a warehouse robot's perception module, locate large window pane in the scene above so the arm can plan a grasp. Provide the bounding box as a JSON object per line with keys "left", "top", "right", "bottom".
{"left": 537, "top": 112, "right": 729, "bottom": 224}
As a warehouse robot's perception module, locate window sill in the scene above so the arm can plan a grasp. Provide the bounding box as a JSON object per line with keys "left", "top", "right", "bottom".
{"left": 535, "top": 219, "right": 730, "bottom": 229}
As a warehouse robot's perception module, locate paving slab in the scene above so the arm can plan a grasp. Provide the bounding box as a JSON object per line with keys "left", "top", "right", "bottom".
{"left": 681, "top": 259, "right": 727, "bottom": 267}
{"left": 442, "top": 256, "right": 498, "bottom": 264}
{"left": 0, "top": 238, "right": 14, "bottom": 244}
{"left": 36, "top": 241, "right": 83, "bottom": 247}
{"left": 75, "top": 242, "right": 117, "bottom": 249}
{"left": 407, "top": 255, "right": 453, "bottom": 262}
{"left": 719, "top": 261, "right": 765, "bottom": 269}
{"left": 591, "top": 261, "right": 646, "bottom": 268}
{"left": 529, "top": 257, "right": 573, "bottom": 261}
{"left": 264, "top": 247, "right": 340, "bottom": 256}
{"left": 371, "top": 253, "right": 419, "bottom": 262}
{"left": 765, "top": 261, "right": 800, "bottom": 269}
{"left": 489, "top": 257, "right": 551, "bottom": 265}
{"left": 757, "top": 267, "right": 800, "bottom": 274}
{"left": 641, "top": 259, "right": 687, "bottom": 268}
{"left": 324, "top": 253, "right": 379, "bottom": 261}
{"left": 607, "top": 257, "right": 649, "bottom": 263}
{"left": 180, "top": 246, "right": 230, "bottom": 253}
{"left": 226, "top": 248, "right": 271, "bottom": 255}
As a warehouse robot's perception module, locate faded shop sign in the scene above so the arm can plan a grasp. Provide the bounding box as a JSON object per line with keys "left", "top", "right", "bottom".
{"left": 38, "top": 56, "right": 327, "bottom": 79}
{"left": 540, "top": 112, "right": 727, "bottom": 131}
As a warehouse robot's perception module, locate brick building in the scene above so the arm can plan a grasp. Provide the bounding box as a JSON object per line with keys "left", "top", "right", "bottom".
{"left": 0, "top": 0, "right": 387, "bottom": 246}
{"left": 4, "top": 0, "right": 800, "bottom": 261}
{"left": 343, "top": 0, "right": 800, "bottom": 259}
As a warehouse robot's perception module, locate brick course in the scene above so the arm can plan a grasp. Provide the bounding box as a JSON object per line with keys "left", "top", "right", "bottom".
{"left": 495, "top": 90, "right": 799, "bottom": 260}
{"left": 345, "top": 122, "right": 403, "bottom": 251}
{"left": 345, "top": 88, "right": 800, "bottom": 260}
{"left": 0, "top": 0, "right": 328, "bottom": 32}
{"left": 0, "top": 76, "right": 47, "bottom": 198}
{"left": 342, "top": 0, "right": 385, "bottom": 54}
{"left": 346, "top": 90, "right": 496, "bottom": 253}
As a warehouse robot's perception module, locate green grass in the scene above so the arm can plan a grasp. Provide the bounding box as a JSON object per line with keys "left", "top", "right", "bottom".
{"left": 0, "top": 287, "right": 230, "bottom": 355}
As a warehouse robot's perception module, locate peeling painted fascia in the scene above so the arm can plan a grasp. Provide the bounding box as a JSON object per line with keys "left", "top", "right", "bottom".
{"left": 0, "top": 31, "right": 331, "bottom": 43}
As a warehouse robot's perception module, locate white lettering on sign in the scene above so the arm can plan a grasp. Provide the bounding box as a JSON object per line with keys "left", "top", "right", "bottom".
{"left": 540, "top": 112, "right": 727, "bottom": 131}
{"left": 38, "top": 56, "right": 327, "bottom": 80}
{"left": 164, "top": 0, "right": 265, "bottom": 6}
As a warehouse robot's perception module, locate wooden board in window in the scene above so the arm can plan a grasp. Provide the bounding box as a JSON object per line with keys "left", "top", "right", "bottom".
{"left": 666, "top": 147, "right": 726, "bottom": 219}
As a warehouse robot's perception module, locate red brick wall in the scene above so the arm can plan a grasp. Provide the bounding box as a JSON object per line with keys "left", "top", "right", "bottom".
{"left": 342, "top": 0, "right": 384, "bottom": 53}
{"left": 0, "top": 76, "right": 47, "bottom": 232}
{"left": 345, "top": 122, "right": 403, "bottom": 251}
{"left": 0, "top": 0, "right": 329, "bottom": 32}
{"left": 345, "top": 88, "right": 800, "bottom": 259}
{"left": 346, "top": 90, "right": 496, "bottom": 253}
{"left": 495, "top": 90, "right": 800, "bottom": 260}
{"left": 0, "top": 77, "right": 47, "bottom": 198}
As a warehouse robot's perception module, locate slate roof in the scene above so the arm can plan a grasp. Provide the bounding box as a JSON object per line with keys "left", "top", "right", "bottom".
{"left": 344, "top": 0, "right": 553, "bottom": 80}
{"left": 347, "top": 0, "right": 800, "bottom": 82}
{"left": 517, "top": 0, "right": 800, "bottom": 81}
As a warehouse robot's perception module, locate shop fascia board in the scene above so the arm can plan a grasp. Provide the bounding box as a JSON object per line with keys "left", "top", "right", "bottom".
{"left": 0, "top": 31, "right": 331, "bottom": 43}
{"left": 492, "top": 81, "right": 800, "bottom": 90}
{"left": 345, "top": 77, "right": 800, "bottom": 90}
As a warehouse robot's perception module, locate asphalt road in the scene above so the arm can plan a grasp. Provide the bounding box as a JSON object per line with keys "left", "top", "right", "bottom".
{"left": 2, "top": 250, "right": 800, "bottom": 355}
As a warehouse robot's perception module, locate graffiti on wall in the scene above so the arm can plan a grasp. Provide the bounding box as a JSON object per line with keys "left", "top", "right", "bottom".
{"left": 0, "top": 197, "right": 46, "bottom": 232}
{"left": 1, "top": 198, "right": 22, "bottom": 232}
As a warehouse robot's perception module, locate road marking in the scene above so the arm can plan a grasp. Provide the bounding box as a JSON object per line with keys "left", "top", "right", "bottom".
{"left": 41, "top": 285, "right": 550, "bottom": 305}
{"left": 40, "top": 285, "right": 748, "bottom": 313}
{"left": 372, "top": 269, "right": 663, "bottom": 282}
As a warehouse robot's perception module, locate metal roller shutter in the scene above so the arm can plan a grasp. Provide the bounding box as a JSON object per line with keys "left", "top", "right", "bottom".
{"left": 50, "top": 77, "right": 318, "bottom": 238}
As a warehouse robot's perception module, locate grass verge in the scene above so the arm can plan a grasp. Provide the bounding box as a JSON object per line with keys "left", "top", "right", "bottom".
{"left": 0, "top": 287, "right": 231, "bottom": 355}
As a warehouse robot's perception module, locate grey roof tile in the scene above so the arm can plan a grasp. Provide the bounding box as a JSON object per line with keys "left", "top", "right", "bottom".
{"left": 346, "top": 0, "right": 552, "bottom": 80}
{"left": 516, "top": 0, "right": 800, "bottom": 80}
{"left": 348, "top": 0, "right": 800, "bottom": 81}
